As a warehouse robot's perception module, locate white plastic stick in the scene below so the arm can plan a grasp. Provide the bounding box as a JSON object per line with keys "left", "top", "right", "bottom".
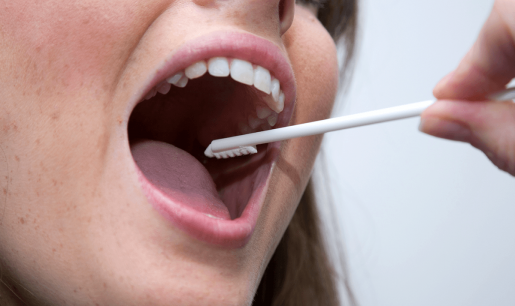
{"left": 204, "top": 86, "right": 515, "bottom": 158}
{"left": 209, "top": 100, "right": 434, "bottom": 153}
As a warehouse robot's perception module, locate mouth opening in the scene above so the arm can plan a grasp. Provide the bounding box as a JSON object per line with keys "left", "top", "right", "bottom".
{"left": 128, "top": 60, "right": 284, "bottom": 221}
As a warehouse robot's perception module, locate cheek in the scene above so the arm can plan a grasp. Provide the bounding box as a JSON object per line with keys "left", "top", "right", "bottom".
{"left": 258, "top": 5, "right": 338, "bottom": 262}
{"left": 286, "top": 15, "right": 339, "bottom": 124}
{"left": 0, "top": 0, "right": 159, "bottom": 295}
{"left": 281, "top": 6, "right": 339, "bottom": 186}
{"left": 0, "top": 0, "right": 154, "bottom": 97}
{"left": 0, "top": 0, "right": 159, "bottom": 229}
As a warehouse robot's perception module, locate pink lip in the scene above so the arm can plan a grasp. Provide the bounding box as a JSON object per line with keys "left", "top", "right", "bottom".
{"left": 130, "top": 31, "right": 296, "bottom": 248}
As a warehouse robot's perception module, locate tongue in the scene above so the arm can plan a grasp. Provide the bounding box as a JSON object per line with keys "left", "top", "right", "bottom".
{"left": 131, "top": 140, "right": 230, "bottom": 219}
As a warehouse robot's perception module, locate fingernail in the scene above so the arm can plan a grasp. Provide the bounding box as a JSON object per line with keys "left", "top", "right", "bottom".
{"left": 419, "top": 117, "right": 471, "bottom": 142}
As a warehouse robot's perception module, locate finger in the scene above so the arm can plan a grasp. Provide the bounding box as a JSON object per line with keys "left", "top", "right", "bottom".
{"left": 419, "top": 100, "right": 515, "bottom": 176}
{"left": 434, "top": 0, "right": 515, "bottom": 100}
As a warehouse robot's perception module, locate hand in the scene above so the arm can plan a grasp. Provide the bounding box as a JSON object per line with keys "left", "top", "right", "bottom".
{"left": 419, "top": 0, "right": 515, "bottom": 176}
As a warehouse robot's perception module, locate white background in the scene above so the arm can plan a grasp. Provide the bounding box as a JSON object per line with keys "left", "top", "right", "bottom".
{"left": 323, "top": 0, "right": 515, "bottom": 305}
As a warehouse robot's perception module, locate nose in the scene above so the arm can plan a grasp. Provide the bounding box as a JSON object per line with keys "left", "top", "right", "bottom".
{"left": 192, "top": 0, "right": 296, "bottom": 36}
{"left": 278, "top": 0, "right": 296, "bottom": 35}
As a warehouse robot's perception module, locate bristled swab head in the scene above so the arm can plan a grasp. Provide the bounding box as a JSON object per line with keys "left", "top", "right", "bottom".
{"left": 204, "top": 143, "right": 257, "bottom": 159}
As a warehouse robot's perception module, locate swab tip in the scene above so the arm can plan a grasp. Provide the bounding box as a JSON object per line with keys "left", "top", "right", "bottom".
{"left": 204, "top": 145, "right": 258, "bottom": 158}
{"left": 204, "top": 143, "right": 214, "bottom": 158}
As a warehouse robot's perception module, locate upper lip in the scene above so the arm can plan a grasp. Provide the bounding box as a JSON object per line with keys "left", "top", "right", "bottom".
{"left": 126, "top": 31, "right": 297, "bottom": 248}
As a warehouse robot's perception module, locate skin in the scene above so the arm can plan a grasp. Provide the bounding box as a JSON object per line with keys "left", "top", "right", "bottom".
{"left": 420, "top": 0, "right": 515, "bottom": 176}
{"left": 0, "top": 1, "right": 338, "bottom": 305}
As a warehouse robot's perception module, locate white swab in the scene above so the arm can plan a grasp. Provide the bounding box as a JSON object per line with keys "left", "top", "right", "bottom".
{"left": 204, "top": 101, "right": 432, "bottom": 158}
{"left": 204, "top": 87, "right": 515, "bottom": 159}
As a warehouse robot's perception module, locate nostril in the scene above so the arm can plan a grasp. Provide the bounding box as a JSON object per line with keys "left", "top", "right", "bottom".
{"left": 279, "top": 0, "right": 295, "bottom": 35}
{"left": 279, "top": 0, "right": 286, "bottom": 20}
{"left": 192, "top": 0, "right": 214, "bottom": 7}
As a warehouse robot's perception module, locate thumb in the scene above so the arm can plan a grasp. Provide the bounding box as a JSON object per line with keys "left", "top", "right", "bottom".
{"left": 433, "top": 0, "right": 515, "bottom": 100}
{"left": 420, "top": 99, "right": 515, "bottom": 176}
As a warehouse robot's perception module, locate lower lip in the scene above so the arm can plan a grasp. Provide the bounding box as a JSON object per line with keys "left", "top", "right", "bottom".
{"left": 134, "top": 150, "right": 276, "bottom": 248}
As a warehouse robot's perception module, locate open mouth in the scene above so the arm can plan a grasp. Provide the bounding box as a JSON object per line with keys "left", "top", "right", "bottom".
{"left": 127, "top": 33, "right": 295, "bottom": 248}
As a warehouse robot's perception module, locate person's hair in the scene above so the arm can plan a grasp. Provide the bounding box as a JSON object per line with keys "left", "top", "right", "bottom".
{"left": 252, "top": 0, "right": 358, "bottom": 305}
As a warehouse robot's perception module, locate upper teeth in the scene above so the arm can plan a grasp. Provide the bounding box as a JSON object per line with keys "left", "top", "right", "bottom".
{"left": 230, "top": 59, "right": 254, "bottom": 86}
{"left": 166, "top": 72, "right": 188, "bottom": 88}
{"left": 156, "top": 82, "right": 171, "bottom": 95}
{"left": 148, "top": 57, "right": 285, "bottom": 120}
{"left": 185, "top": 61, "right": 207, "bottom": 79}
{"left": 208, "top": 57, "right": 230, "bottom": 77}
{"left": 166, "top": 72, "right": 183, "bottom": 84}
{"left": 254, "top": 66, "right": 271, "bottom": 94}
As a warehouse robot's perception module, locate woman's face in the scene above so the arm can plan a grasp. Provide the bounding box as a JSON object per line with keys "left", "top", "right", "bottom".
{"left": 0, "top": 0, "right": 338, "bottom": 305}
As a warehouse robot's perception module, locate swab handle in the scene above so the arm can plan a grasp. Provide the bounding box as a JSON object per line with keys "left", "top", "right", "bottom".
{"left": 211, "top": 100, "right": 434, "bottom": 153}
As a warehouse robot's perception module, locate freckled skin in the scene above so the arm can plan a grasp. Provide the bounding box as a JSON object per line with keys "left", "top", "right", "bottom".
{"left": 0, "top": 1, "right": 338, "bottom": 305}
